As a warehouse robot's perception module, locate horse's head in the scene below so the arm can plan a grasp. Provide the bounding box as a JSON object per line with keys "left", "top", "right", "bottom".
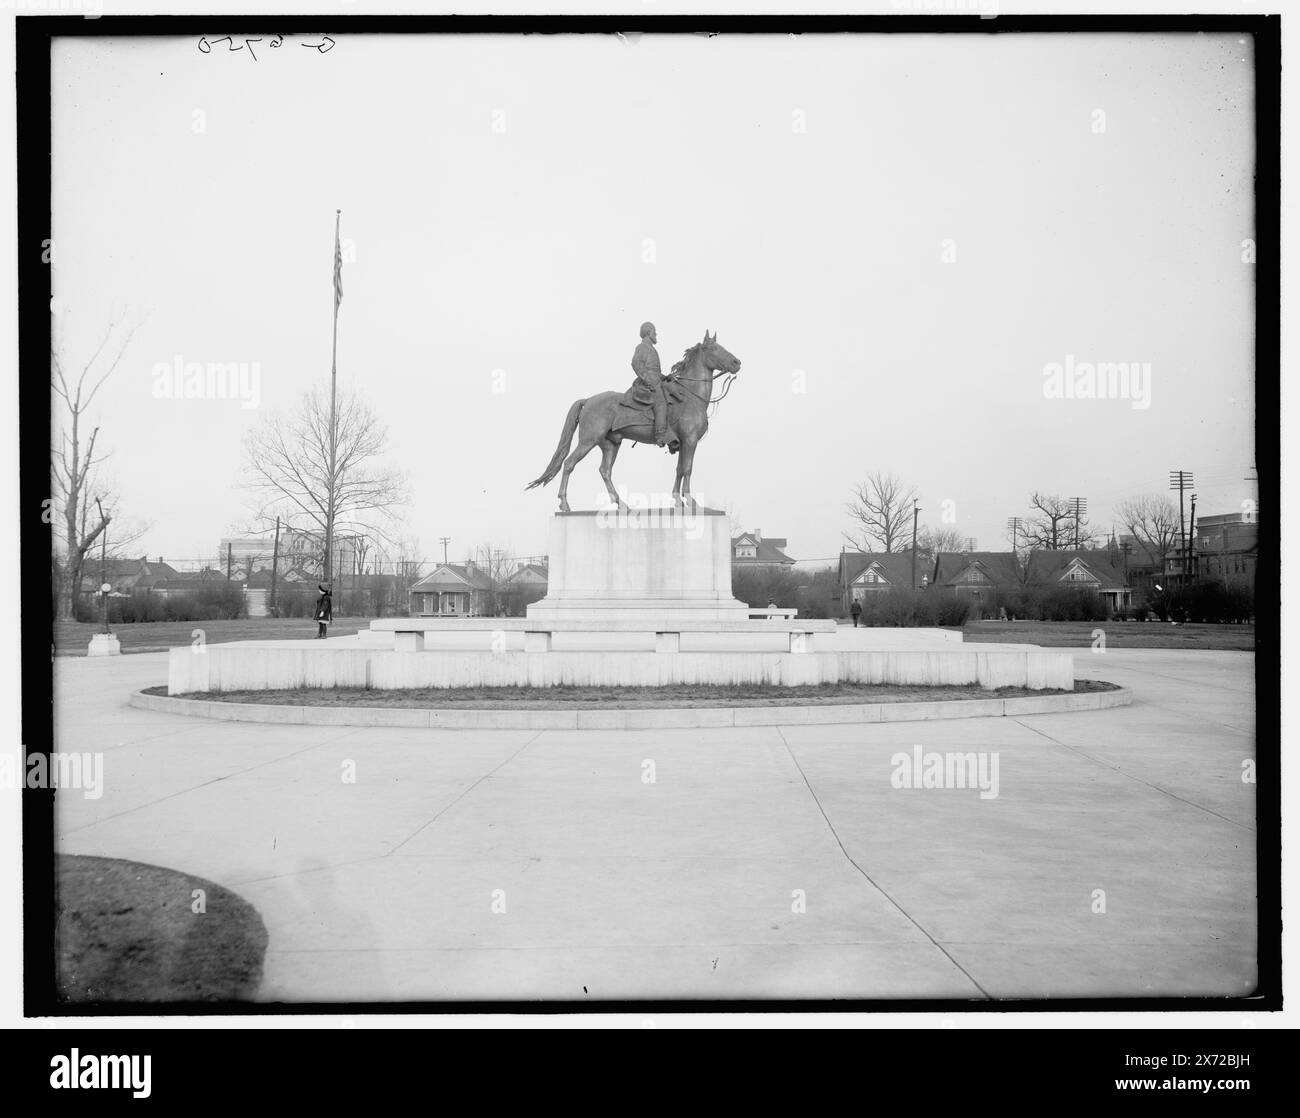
{"left": 699, "top": 330, "right": 741, "bottom": 375}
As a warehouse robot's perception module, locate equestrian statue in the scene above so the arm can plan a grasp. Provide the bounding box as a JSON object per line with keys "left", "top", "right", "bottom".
{"left": 526, "top": 324, "right": 742, "bottom": 512}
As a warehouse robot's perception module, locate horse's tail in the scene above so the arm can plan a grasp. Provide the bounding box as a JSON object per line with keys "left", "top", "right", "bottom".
{"left": 525, "top": 397, "right": 586, "bottom": 489}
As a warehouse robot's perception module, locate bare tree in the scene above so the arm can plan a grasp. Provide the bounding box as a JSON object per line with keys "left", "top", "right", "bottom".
{"left": 915, "top": 525, "right": 968, "bottom": 565}
{"left": 717, "top": 500, "right": 745, "bottom": 538}
{"left": 467, "top": 543, "right": 517, "bottom": 616}
{"left": 242, "top": 384, "right": 408, "bottom": 579}
{"left": 389, "top": 536, "right": 423, "bottom": 583}
{"left": 1116, "top": 495, "right": 1181, "bottom": 565}
{"left": 50, "top": 319, "right": 140, "bottom": 619}
{"left": 844, "top": 472, "right": 917, "bottom": 553}
{"left": 1024, "top": 492, "right": 1101, "bottom": 551}
{"left": 367, "top": 534, "right": 424, "bottom": 616}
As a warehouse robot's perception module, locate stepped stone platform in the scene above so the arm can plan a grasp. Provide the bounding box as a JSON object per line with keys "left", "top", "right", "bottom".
{"left": 166, "top": 627, "right": 1074, "bottom": 695}
{"left": 163, "top": 512, "right": 1072, "bottom": 695}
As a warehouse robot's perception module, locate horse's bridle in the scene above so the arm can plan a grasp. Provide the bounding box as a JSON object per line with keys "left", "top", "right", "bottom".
{"left": 670, "top": 358, "right": 739, "bottom": 411}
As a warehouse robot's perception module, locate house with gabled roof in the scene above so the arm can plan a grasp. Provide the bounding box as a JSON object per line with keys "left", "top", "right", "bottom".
{"left": 1025, "top": 549, "right": 1132, "bottom": 611}
{"left": 930, "top": 552, "right": 1025, "bottom": 601}
{"left": 78, "top": 556, "right": 183, "bottom": 599}
{"left": 506, "top": 562, "right": 549, "bottom": 588}
{"left": 731, "top": 530, "right": 795, "bottom": 568}
{"left": 408, "top": 562, "right": 497, "bottom": 616}
{"left": 837, "top": 551, "right": 918, "bottom": 612}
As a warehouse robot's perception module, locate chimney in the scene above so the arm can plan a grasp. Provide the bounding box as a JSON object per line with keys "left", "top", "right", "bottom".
{"left": 158, "top": 556, "right": 163, "bottom": 564}
{"left": 754, "top": 528, "right": 762, "bottom": 541}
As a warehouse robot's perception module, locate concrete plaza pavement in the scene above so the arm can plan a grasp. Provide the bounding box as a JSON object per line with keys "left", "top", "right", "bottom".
{"left": 51, "top": 643, "right": 1257, "bottom": 1001}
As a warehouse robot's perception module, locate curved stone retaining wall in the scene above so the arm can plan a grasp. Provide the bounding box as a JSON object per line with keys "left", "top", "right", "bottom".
{"left": 167, "top": 645, "right": 1076, "bottom": 695}
{"left": 133, "top": 686, "right": 1131, "bottom": 730}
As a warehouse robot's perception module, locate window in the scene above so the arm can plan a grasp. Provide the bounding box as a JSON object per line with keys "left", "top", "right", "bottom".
{"left": 735, "top": 545, "right": 757, "bottom": 559}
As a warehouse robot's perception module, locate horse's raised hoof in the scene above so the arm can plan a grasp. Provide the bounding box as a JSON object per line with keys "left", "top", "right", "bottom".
{"left": 558, "top": 499, "right": 571, "bottom": 514}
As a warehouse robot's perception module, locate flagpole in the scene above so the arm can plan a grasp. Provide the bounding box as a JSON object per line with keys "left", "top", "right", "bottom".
{"left": 325, "top": 209, "right": 341, "bottom": 585}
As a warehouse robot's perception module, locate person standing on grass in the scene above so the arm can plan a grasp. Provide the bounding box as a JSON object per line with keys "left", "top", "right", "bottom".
{"left": 314, "top": 583, "right": 333, "bottom": 639}
{"left": 850, "top": 598, "right": 862, "bottom": 628}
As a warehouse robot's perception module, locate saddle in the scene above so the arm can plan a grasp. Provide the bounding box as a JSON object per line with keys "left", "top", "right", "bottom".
{"left": 622, "top": 372, "right": 685, "bottom": 408}
{"left": 614, "top": 375, "right": 686, "bottom": 451}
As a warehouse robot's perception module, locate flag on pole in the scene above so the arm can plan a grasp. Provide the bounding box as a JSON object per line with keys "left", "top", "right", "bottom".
{"left": 333, "top": 218, "right": 344, "bottom": 310}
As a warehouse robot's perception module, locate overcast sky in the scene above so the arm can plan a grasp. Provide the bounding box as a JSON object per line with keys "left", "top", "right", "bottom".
{"left": 51, "top": 30, "right": 1256, "bottom": 569}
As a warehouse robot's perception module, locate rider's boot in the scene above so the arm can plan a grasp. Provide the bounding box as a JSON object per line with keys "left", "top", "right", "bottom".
{"left": 653, "top": 394, "right": 668, "bottom": 446}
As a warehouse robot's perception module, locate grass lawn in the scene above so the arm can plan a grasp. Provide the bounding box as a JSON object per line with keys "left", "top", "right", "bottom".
{"left": 53, "top": 616, "right": 378, "bottom": 656}
{"left": 149, "top": 678, "right": 1119, "bottom": 710}
{"left": 56, "top": 854, "right": 267, "bottom": 1003}
{"left": 955, "top": 620, "right": 1255, "bottom": 651}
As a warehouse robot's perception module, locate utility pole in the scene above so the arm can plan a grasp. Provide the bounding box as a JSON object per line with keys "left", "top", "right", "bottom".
{"left": 1007, "top": 516, "right": 1024, "bottom": 580}
{"left": 439, "top": 536, "right": 451, "bottom": 566}
{"left": 910, "top": 500, "right": 919, "bottom": 590}
{"left": 1067, "top": 497, "right": 1088, "bottom": 549}
{"left": 1169, "top": 470, "right": 1193, "bottom": 585}
{"left": 1189, "top": 493, "right": 1198, "bottom": 583}
{"left": 269, "top": 516, "right": 281, "bottom": 615}
{"left": 227, "top": 541, "right": 233, "bottom": 581}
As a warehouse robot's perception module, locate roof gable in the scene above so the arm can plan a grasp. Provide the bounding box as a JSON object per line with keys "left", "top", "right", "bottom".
{"left": 409, "top": 563, "right": 495, "bottom": 591}
{"left": 932, "top": 551, "right": 1023, "bottom": 588}
{"left": 1026, "top": 549, "right": 1128, "bottom": 587}
{"left": 733, "top": 537, "right": 795, "bottom": 564}
{"left": 840, "top": 552, "right": 915, "bottom": 587}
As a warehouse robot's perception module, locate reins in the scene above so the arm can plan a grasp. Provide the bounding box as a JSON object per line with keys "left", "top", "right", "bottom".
{"left": 668, "top": 347, "right": 737, "bottom": 417}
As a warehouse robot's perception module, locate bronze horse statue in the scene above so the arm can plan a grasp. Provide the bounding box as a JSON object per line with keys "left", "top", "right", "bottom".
{"left": 526, "top": 331, "right": 741, "bottom": 512}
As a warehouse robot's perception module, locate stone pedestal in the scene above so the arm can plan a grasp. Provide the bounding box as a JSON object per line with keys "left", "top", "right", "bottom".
{"left": 87, "top": 633, "right": 121, "bottom": 657}
{"left": 526, "top": 508, "right": 751, "bottom": 624}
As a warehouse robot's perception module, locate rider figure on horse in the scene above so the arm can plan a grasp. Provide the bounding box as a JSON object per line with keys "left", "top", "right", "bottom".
{"left": 630, "top": 321, "right": 670, "bottom": 446}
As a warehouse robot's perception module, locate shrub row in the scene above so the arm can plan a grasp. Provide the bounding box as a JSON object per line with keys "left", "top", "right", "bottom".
{"left": 983, "top": 586, "right": 1110, "bottom": 623}
{"left": 732, "top": 566, "right": 842, "bottom": 620}
{"left": 855, "top": 590, "right": 974, "bottom": 627}
{"left": 76, "top": 584, "right": 248, "bottom": 624}
{"left": 849, "top": 582, "right": 1255, "bottom": 625}
{"left": 1148, "top": 582, "right": 1255, "bottom": 624}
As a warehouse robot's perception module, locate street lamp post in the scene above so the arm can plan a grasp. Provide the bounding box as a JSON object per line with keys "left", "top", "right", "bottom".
{"left": 96, "top": 496, "right": 109, "bottom": 635}
{"left": 87, "top": 496, "right": 120, "bottom": 656}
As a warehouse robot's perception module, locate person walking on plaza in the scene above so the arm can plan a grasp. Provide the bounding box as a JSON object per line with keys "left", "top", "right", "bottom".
{"left": 314, "top": 583, "right": 333, "bottom": 639}
{"left": 850, "top": 598, "right": 862, "bottom": 628}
